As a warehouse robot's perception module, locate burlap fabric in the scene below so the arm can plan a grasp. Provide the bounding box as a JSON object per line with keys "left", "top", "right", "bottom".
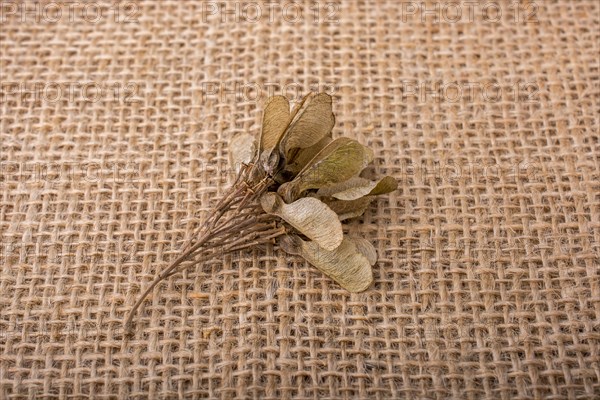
{"left": 1, "top": 1, "right": 599, "bottom": 398}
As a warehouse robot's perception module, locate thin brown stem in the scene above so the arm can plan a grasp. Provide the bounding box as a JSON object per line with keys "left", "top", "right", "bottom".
{"left": 124, "top": 229, "right": 213, "bottom": 332}
{"left": 160, "top": 226, "right": 286, "bottom": 283}
{"left": 124, "top": 171, "right": 277, "bottom": 334}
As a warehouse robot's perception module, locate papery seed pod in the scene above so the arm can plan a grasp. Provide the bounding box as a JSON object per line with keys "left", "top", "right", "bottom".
{"left": 277, "top": 138, "right": 374, "bottom": 202}
{"left": 280, "top": 235, "right": 373, "bottom": 292}
{"left": 281, "top": 134, "right": 333, "bottom": 178}
{"left": 279, "top": 92, "right": 335, "bottom": 161}
{"left": 352, "top": 237, "right": 378, "bottom": 266}
{"left": 229, "top": 133, "right": 257, "bottom": 173}
{"left": 259, "top": 95, "right": 291, "bottom": 175}
{"left": 260, "top": 95, "right": 291, "bottom": 153}
{"left": 320, "top": 196, "right": 373, "bottom": 221}
{"left": 317, "top": 175, "right": 398, "bottom": 200}
{"left": 260, "top": 192, "right": 343, "bottom": 251}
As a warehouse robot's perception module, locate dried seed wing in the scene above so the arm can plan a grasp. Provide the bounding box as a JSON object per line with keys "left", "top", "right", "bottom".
{"left": 317, "top": 177, "right": 373, "bottom": 200}
{"left": 279, "top": 234, "right": 303, "bottom": 255}
{"left": 318, "top": 175, "right": 398, "bottom": 201}
{"left": 278, "top": 138, "right": 373, "bottom": 202}
{"left": 351, "top": 238, "right": 378, "bottom": 266}
{"left": 229, "top": 133, "right": 257, "bottom": 173}
{"left": 289, "top": 92, "right": 313, "bottom": 120}
{"left": 323, "top": 196, "right": 373, "bottom": 221}
{"left": 260, "top": 193, "right": 343, "bottom": 251}
{"left": 283, "top": 135, "right": 333, "bottom": 176}
{"left": 296, "top": 236, "right": 373, "bottom": 292}
{"left": 367, "top": 176, "right": 398, "bottom": 196}
{"left": 260, "top": 95, "right": 291, "bottom": 153}
{"left": 281, "top": 92, "right": 335, "bottom": 158}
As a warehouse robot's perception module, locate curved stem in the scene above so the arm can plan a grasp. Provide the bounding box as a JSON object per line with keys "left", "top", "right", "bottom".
{"left": 124, "top": 174, "right": 276, "bottom": 333}
{"left": 124, "top": 230, "right": 213, "bottom": 332}
{"left": 158, "top": 226, "right": 286, "bottom": 286}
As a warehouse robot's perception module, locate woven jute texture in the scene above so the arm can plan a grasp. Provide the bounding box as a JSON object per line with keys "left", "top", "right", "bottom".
{"left": 1, "top": 1, "right": 599, "bottom": 399}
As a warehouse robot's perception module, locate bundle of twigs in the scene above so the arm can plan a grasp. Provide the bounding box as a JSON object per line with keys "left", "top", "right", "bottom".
{"left": 124, "top": 92, "right": 397, "bottom": 332}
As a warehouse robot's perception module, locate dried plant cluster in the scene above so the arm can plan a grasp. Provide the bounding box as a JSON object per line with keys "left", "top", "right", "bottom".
{"left": 124, "top": 93, "right": 397, "bottom": 331}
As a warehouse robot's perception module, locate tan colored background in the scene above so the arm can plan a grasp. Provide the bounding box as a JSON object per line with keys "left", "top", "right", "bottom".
{"left": 1, "top": 1, "right": 599, "bottom": 398}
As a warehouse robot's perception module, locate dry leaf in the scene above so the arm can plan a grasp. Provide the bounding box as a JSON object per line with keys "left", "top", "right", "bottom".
{"left": 229, "top": 133, "right": 257, "bottom": 173}
{"left": 351, "top": 237, "right": 377, "bottom": 266}
{"left": 367, "top": 176, "right": 398, "bottom": 196}
{"left": 257, "top": 95, "right": 292, "bottom": 175}
{"left": 322, "top": 196, "right": 373, "bottom": 221}
{"left": 280, "top": 235, "right": 373, "bottom": 292}
{"left": 317, "top": 175, "right": 398, "bottom": 200}
{"left": 260, "top": 192, "right": 343, "bottom": 251}
{"left": 283, "top": 135, "right": 333, "bottom": 177}
{"left": 260, "top": 95, "right": 291, "bottom": 153}
{"left": 278, "top": 138, "right": 374, "bottom": 202}
{"left": 280, "top": 92, "right": 335, "bottom": 160}
{"left": 289, "top": 92, "right": 312, "bottom": 120}
{"left": 317, "top": 176, "right": 371, "bottom": 199}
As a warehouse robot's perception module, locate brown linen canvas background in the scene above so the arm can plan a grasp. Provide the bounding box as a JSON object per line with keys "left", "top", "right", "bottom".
{"left": 1, "top": 0, "right": 599, "bottom": 398}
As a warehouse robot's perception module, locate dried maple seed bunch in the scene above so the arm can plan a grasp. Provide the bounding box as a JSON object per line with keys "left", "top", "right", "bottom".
{"left": 124, "top": 92, "right": 397, "bottom": 331}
